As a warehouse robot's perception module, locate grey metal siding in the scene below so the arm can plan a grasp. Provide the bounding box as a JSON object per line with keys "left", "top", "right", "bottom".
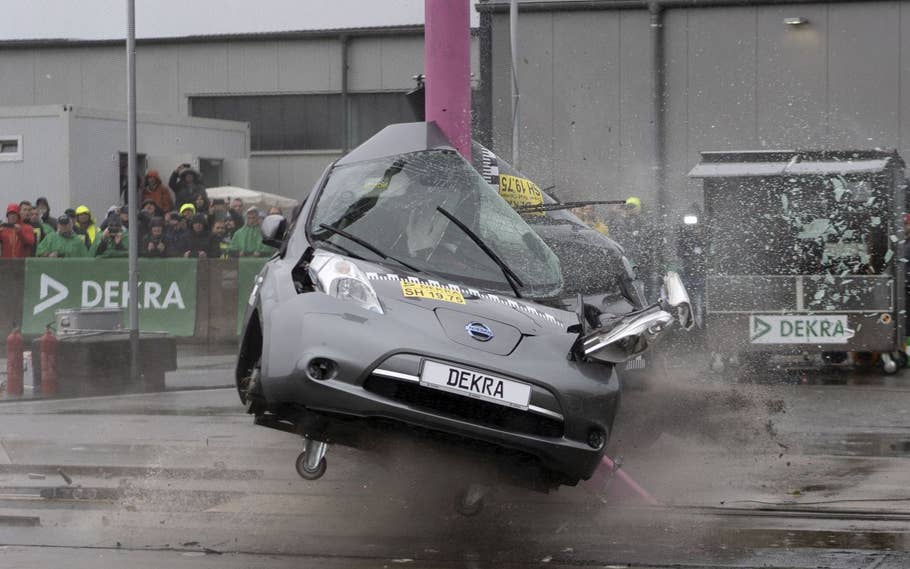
{"left": 0, "top": 111, "right": 68, "bottom": 209}
{"left": 227, "top": 41, "right": 281, "bottom": 93}
{"left": 488, "top": 1, "right": 910, "bottom": 214}
{"left": 276, "top": 39, "right": 342, "bottom": 92}
{"left": 755, "top": 4, "right": 829, "bottom": 149}
{"left": 0, "top": 52, "right": 35, "bottom": 105}
{"left": 0, "top": 30, "right": 471, "bottom": 198}
{"left": 826, "top": 2, "right": 901, "bottom": 149}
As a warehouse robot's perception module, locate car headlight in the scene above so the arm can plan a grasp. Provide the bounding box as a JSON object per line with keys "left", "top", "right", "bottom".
{"left": 309, "top": 251, "right": 384, "bottom": 314}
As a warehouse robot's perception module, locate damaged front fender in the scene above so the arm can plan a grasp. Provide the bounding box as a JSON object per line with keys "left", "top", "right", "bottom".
{"left": 579, "top": 271, "right": 693, "bottom": 363}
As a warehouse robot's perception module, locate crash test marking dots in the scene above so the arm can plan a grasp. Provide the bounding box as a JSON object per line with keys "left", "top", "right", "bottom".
{"left": 367, "top": 272, "right": 565, "bottom": 328}
{"left": 400, "top": 281, "right": 466, "bottom": 304}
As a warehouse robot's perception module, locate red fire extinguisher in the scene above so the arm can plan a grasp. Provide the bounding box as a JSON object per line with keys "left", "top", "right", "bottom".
{"left": 6, "top": 326, "right": 24, "bottom": 396}
{"left": 40, "top": 327, "right": 58, "bottom": 396}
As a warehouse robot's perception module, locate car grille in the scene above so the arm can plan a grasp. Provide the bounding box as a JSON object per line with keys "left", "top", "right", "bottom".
{"left": 363, "top": 375, "right": 564, "bottom": 438}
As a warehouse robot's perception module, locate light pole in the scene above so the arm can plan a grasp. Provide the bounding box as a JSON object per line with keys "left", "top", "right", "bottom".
{"left": 126, "top": 0, "right": 139, "bottom": 383}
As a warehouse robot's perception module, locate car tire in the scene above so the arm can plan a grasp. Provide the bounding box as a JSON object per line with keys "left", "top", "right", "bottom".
{"left": 240, "top": 361, "right": 266, "bottom": 415}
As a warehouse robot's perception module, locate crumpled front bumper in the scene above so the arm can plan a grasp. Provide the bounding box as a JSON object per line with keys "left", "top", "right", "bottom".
{"left": 257, "top": 293, "right": 621, "bottom": 483}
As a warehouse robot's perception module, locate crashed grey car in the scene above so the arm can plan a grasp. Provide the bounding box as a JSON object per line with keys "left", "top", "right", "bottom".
{"left": 236, "top": 122, "right": 691, "bottom": 495}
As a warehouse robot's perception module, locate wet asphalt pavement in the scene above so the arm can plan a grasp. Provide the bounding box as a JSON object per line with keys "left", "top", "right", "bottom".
{"left": 1, "top": 354, "right": 909, "bottom": 568}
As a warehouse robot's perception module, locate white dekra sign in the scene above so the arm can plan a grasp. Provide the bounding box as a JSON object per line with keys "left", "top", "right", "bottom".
{"left": 749, "top": 315, "right": 854, "bottom": 344}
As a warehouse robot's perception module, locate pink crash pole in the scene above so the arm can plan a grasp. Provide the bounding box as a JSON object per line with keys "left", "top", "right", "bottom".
{"left": 424, "top": 0, "right": 471, "bottom": 158}
{"left": 587, "top": 455, "right": 660, "bottom": 506}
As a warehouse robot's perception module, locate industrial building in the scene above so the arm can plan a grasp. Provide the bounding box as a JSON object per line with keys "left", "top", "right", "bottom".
{"left": 479, "top": 0, "right": 910, "bottom": 216}
{"left": 1, "top": 1, "right": 906, "bottom": 219}
{"left": 0, "top": 105, "right": 249, "bottom": 216}
{"left": 0, "top": 25, "right": 480, "bottom": 206}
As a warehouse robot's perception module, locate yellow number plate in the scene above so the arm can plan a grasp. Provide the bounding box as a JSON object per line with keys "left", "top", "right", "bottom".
{"left": 498, "top": 174, "right": 544, "bottom": 215}
{"left": 401, "top": 282, "right": 466, "bottom": 304}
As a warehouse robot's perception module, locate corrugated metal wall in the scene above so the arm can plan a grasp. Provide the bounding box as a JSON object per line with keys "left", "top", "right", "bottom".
{"left": 0, "top": 33, "right": 453, "bottom": 197}
{"left": 489, "top": 1, "right": 910, "bottom": 213}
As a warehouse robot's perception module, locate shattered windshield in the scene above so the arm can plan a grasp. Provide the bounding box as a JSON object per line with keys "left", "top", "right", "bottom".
{"left": 307, "top": 149, "right": 564, "bottom": 298}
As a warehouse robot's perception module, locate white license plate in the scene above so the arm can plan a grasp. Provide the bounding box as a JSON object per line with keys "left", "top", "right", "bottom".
{"left": 420, "top": 361, "right": 531, "bottom": 410}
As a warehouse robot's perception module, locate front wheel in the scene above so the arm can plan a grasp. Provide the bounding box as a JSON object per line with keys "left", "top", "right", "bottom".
{"left": 239, "top": 360, "right": 266, "bottom": 415}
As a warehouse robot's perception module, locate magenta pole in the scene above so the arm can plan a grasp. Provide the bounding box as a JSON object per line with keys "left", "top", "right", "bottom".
{"left": 424, "top": 0, "right": 471, "bottom": 157}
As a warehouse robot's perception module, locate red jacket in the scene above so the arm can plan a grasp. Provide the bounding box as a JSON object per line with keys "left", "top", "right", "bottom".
{"left": 0, "top": 222, "right": 36, "bottom": 258}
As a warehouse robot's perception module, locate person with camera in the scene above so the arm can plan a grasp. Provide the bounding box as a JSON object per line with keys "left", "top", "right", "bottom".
{"left": 164, "top": 211, "right": 189, "bottom": 257}
{"left": 181, "top": 214, "right": 219, "bottom": 259}
{"left": 90, "top": 214, "right": 129, "bottom": 258}
{"left": 36, "top": 215, "right": 89, "bottom": 258}
{"left": 141, "top": 217, "right": 169, "bottom": 258}
{"left": 228, "top": 207, "right": 275, "bottom": 257}
{"left": 169, "top": 163, "right": 207, "bottom": 208}
{"left": 0, "top": 203, "right": 36, "bottom": 258}
{"left": 210, "top": 219, "right": 231, "bottom": 258}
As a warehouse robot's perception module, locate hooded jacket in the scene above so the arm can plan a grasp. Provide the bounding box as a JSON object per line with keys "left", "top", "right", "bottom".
{"left": 0, "top": 203, "right": 36, "bottom": 258}
{"left": 170, "top": 168, "right": 207, "bottom": 207}
{"left": 182, "top": 216, "right": 220, "bottom": 258}
{"left": 36, "top": 229, "right": 90, "bottom": 258}
{"left": 90, "top": 226, "right": 129, "bottom": 258}
{"left": 141, "top": 170, "right": 174, "bottom": 213}
{"left": 228, "top": 223, "right": 275, "bottom": 257}
{"left": 73, "top": 205, "right": 98, "bottom": 249}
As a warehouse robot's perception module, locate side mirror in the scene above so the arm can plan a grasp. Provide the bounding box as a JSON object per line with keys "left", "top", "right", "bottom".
{"left": 261, "top": 214, "right": 287, "bottom": 248}
{"left": 661, "top": 271, "right": 694, "bottom": 331}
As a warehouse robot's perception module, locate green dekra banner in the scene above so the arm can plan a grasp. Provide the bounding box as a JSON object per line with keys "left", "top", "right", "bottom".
{"left": 22, "top": 258, "right": 198, "bottom": 336}
{"left": 237, "top": 257, "right": 269, "bottom": 335}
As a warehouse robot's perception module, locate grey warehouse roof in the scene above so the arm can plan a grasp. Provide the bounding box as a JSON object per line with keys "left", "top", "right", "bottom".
{"left": 0, "top": 25, "right": 426, "bottom": 49}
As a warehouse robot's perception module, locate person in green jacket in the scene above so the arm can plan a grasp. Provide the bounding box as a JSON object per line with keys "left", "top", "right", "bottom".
{"left": 36, "top": 215, "right": 89, "bottom": 258}
{"left": 228, "top": 207, "right": 275, "bottom": 257}
{"left": 90, "top": 215, "right": 129, "bottom": 258}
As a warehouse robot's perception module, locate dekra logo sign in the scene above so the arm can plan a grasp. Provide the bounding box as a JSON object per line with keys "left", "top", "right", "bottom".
{"left": 34, "top": 273, "right": 185, "bottom": 315}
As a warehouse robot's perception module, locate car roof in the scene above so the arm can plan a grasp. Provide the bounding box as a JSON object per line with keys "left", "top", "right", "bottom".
{"left": 335, "top": 121, "right": 454, "bottom": 166}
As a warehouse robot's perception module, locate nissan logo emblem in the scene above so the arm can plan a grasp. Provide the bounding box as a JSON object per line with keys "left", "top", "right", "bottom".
{"left": 465, "top": 321, "right": 494, "bottom": 342}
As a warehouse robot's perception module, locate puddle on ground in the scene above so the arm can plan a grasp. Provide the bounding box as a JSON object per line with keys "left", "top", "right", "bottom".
{"left": 805, "top": 433, "right": 910, "bottom": 457}
{"left": 50, "top": 407, "right": 239, "bottom": 416}
{"left": 711, "top": 528, "right": 908, "bottom": 551}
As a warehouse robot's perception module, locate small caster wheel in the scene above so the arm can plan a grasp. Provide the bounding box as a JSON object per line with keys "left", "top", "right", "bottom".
{"left": 296, "top": 452, "right": 327, "bottom": 480}
{"left": 880, "top": 353, "right": 899, "bottom": 375}
{"left": 455, "top": 485, "right": 486, "bottom": 517}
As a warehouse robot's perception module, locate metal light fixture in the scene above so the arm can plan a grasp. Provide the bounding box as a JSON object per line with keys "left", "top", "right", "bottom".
{"left": 783, "top": 17, "right": 809, "bottom": 26}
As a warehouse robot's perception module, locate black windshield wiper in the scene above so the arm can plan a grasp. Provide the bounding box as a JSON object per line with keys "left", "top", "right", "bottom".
{"left": 317, "top": 223, "right": 421, "bottom": 273}
{"left": 435, "top": 206, "right": 524, "bottom": 298}
{"left": 514, "top": 199, "right": 627, "bottom": 214}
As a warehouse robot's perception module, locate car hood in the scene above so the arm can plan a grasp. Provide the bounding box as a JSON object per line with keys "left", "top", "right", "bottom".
{"left": 355, "top": 259, "right": 573, "bottom": 339}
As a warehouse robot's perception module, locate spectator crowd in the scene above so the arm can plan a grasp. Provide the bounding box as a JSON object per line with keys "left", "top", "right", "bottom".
{"left": 1, "top": 164, "right": 280, "bottom": 259}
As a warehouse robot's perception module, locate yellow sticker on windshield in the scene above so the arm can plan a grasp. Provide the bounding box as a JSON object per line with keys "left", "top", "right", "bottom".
{"left": 498, "top": 174, "right": 544, "bottom": 215}
{"left": 401, "top": 281, "right": 466, "bottom": 304}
